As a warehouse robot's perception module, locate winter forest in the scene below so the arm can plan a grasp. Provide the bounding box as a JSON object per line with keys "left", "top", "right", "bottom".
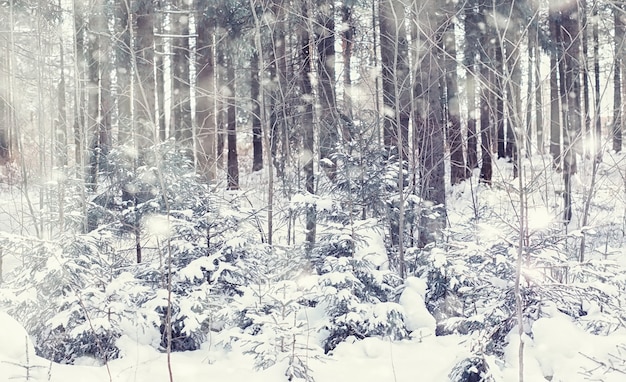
{"left": 1, "top": 0, "right": 626, "bottom": 380}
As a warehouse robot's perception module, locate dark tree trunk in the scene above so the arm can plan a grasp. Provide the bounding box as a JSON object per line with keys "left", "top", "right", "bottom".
{"left": 155, "top": 0, "right": 166, "bottom": 141}
{"left": 380, "top": 0, "right": 409, "bottom": 159}
{"left": 443, "top": 6, "right": 464, "bottom": 185}
{"left": 613, "top": 3, "right": 623, "bottom": 153}
{"left": 581, "top": 0, "right": 591, "bottom": 157}
{"left": 342, "top": 3, "right": 354, "bottom": 117}
{"left": 464, "top": 0, "right": 480, "bottom": 170}
{"left": 195, "top": 3, "right": 216, "bottom": 181}
{"left": 415, "top": 0, "right": 446, "bottom": 247}
{"left": 479, "top": 11, "right": 493, "bottom": 185}
{"left": 226, "top": 57, "right": 239, "bottom": 190}
{"left": 593, "top": 0, "right": 602, "bottom": 160}
{"left": 535, "top": 23, "right": 544, "bottom": 154}
{"left": 495, "top": 45, "right": 506, "bottom": 160}
{"left": 301, "top": 2, "right": 315, "bottom": 250}
{"left": 172, "top": 1, "right": 192, "bottom": 149}
{"left": 133, "top": 1, "right": 156, "bottom": 149}
{"left": 116, "top": 0, "right": 132, "bottom": 143}
{"left": 251, "top": 48, "right": 263, "bottom": 172}
{"left": 73, "top": 1, "right": 85, "bottom": 172}
{"left": 549, "top": 13, "right": 562, "bottom": 168}
{"left": 316, "top": 0, "right": 339, "bottom": 178}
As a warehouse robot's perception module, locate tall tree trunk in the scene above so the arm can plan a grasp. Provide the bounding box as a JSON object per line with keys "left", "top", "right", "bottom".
{"left": 155, "top": 0, "right": 166, "bottom": 141}
{"left": 342, "top": 3, "right": 354, "bottom": 117}
{"left": 301, "top": 1, "right": 315, "bottom": 251}
{"left": 116, "top": 0, "right": 132, "bottom": 143}
{"left": 613, "top": 2, "right": 623, "bottom": 153}
{"left": 593, "top": 0, "right": 602, "bottom": 160}
{"left": 443, "top": 3, "right": 464, "bottom": 185}
{"left": 464, "top": 0, "right": 480, "bottom": 170}
{"left": 380, "top": 0, "right": 409, "bottom": 159}
{"left": 226, "top": 56, "right": 239, "bottom": 190}
{"left": 526, "top": 21, "right": 535, "bottom": 156}
{"left": 478, "top": 4, "right": 493, "bottom": 185}
{"left": 535, "top": 22, "right": 544, "bottom": 154}
{"left": 172, "top": 1, "right": 192, "bottom": 149}
{"left": 316, "top": 0, "right": 338, "bottom": 178}
{"left": 549, "top": 12, "right": 562, "bottom": 168}
{"left": 414, "top": 0, "right": 446, "bottom": 248}
{"left": 495, "top": 44, "right": 506, "bottom": 160}
{"left": 251, "top": 48, "right": 263, "bottom": 172}
{"left": 195, "top": 2, "right": 216, "bottom": 182}
{"left": 134, "top": 1, "right": 156, "bottom": 150}
{"left": 581, "top": 0, "right": 591, "bottom": 157}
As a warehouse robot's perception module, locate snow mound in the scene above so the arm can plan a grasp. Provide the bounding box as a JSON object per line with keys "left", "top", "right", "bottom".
{"left": 0, "top": 311, "right": 35, "bottom": 363}
{"left": 399, "top": 277, "right": 435, "bottom": 336}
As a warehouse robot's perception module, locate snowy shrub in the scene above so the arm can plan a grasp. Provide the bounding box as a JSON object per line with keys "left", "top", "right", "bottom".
{"left": 316, "top": 256, "right": 407, "bottom": 352}
{"left": 0, "top": 232, "right": 160, "bottom": 363}
{"left": 214, "top": 246, "right": 319, "bottom": 381}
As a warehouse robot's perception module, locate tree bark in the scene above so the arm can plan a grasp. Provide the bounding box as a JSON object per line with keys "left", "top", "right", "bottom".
{"left": 226, "top": 57, "right": 239, "bottom": 190}
{"left": 195, "top": 2, "right": 216, "bottom": 182}
{"left": 443, "top": 3, "right": 464, "bottom": 185}
{"left": 301, "top": 1, "right": 315, "bottom": 251}
{"left": 414, "top": 0, "right": 446, "bottom": 247}
{"left": 172, "top": 1, "right": 192, "bottom": 149}
{"left": 251, "top": 48, "right": 263, "bottom": 172}
{"left": 316, "top": 0, "right": 338, "bottom": 178}
{"left": 133, "top": 0, "right": 156, "bottom": 149}
{"left": 613, "top": 2, "right": 623, "bottom": 153}
{"left": 380, "top": 0, "right": 409, "bottom": 159}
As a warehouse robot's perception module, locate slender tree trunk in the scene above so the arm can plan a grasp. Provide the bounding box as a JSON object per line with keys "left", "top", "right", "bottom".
{"left": 464, "top": 0, "right": 480, "bottom": 170}
{"left": 535, "top": 23, "right": 543, "bottom": 154}
{"left": 251, "top": 48, "right": 263, "bottom": 172}
{"left": 380, "top": 0, "right": 409, "bottom": 159}
{"left": 116, "top": 0, "right": 132, "bottom": 143}
{"left": 593, "top": 0, "right": 602, "bottom": 160}
{"left": 226, "top": 57, "right": 239, "bottom": 190}
{"left": 478, "top": 6, "right": 492, "bottom": 185}
{"left": 134, "top": 1, "right": 156, "bottom": 150}
{"left": 526, "top": 22, "right": 535, "bottom": 156}
{"left": 613, "top": 3, "right": 623, "bottom": 153}
{"left": 581, "top": 0, "right": 591, "bottom": 157}
{"left": 342, "top": 3, "right": 354, "bottom": 117}
{"left": 301, "top": 0, "right": 315, "bottom": 251}
{"left": 549, "top": 13, "right": 562, "bottom": 168}
{"left": 414, "top": 0, "right": 446, "bottom": 248}
{"left": 155, "top": 0, "right": 166, "bottom": 141}
{"left": 316, "top": 0, "right": 338, "bottom": 178}
{"left": 172, "top": 1, "right": 192, "bottom": 149}
{"left": 443, "top": 4, "right": 464, "bottom": 185}
{"left": 195, "top": 3, "right": 216, "bottom": 182}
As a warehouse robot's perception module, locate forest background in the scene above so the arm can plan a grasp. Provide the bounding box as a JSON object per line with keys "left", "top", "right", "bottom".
{"left": 0, "top": 0, "right": 626, "bottom": 381}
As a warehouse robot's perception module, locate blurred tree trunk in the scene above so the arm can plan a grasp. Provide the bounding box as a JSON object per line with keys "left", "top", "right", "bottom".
{"left": 549, "top": 11, "right": 561, "bottom": 168}
{"left": 479, "top": 6, "right": 493, "bottom": 185}
{"left": 116, "top": 0, "right": 132, "bottom": 143}
{"left": 464, "top": 0, "right": 479, "bottom": 171}
{"left": 613, "top": 2, "right": 623, "bottom": 153}
{"left": 172, "top": 1, "right": 192, "bottom": 150}
{"left": 316, "top": 0, "right": 338, "bottom": 178}
{"left": 195, "top": 2, "right": 216, "bottom": 182}
{"left": 414, "top": 0, "right": 445, "bottom": 248}
{"left": 342, "top": 3, "right": 354, "bottom": 117}
{"left": 133, "top": 0, "right": 156, "bottom": 150}
{"left": 226, "top": 55, "right": 239, "bottom": 190}
{"left": 593, "top": 0, "right": 601, "bottom": 160}
{"left": 301, "top": 1, "right": 315, "bottom": 250}
{"left": 251, "top": 48, "right": 263, "bottom": 172}
{"left": 535, "top": 21, "right": 543, "bottom": 154}
{"left": 380, "top": 0, "right": 409, "bottom": 159}
{"left": 443, "top": 1, "right": 464, "bottom": 185}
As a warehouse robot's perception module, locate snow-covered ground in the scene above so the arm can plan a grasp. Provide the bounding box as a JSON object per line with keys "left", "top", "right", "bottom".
{"left": 3, "top": 152, "right": 626, "bottom": 381}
